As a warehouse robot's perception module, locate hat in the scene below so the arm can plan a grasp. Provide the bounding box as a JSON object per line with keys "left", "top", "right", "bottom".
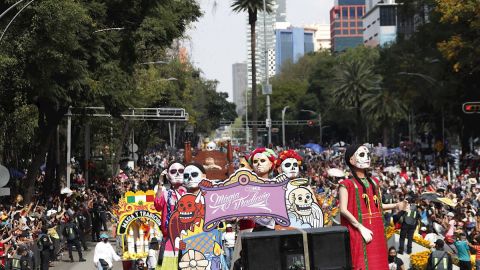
{"left": 420, "top": 227, "right": 427, "bottom": 231}
{"left": 150, "top": 238, "right": 158, "bottom": 244}
{"left": 99, "top": 233, "right": 109, "bottom": 239}
{"left": 447, "top": 212, "right": 455, "bottom": 217}
{"left": 226, "top": 224, "right": 233, "bottom": 228}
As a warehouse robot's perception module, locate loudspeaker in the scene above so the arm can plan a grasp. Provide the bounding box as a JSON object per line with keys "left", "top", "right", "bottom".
{"left": 241, "top": 226, "right": 351, "bottom": 270}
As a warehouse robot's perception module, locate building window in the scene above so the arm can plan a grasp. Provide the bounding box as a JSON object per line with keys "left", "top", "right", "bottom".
{"left": 335, "top": 22, "right": 340, "bottom": 28}
{"left": 380, "top": 6, "right": 397, "bottom": 26}
{"left": 350, "top": 29, "right": 356, "bottom": 35}
{"left": 358, "top": 21, "right": 363, "bottom": 27}
{"left": 342, "top": 30, "right": 348, "bottom": 35}
{"left": 342, "top": 7, "right": 348, "bottom": 18}
{"left": 335, "top": 30, "right": 341, "bottom": 35}
{"left": 350, "top": 7, "right": 356, "bottom": 18}
{"left": 350, "top": 22, "right": 356, "bottom": 27}
{"left": 343, "top": 22, "right": 348, "bottom": 27}
{"left": 357, "top": 7, "right": 364, "bottom": 17}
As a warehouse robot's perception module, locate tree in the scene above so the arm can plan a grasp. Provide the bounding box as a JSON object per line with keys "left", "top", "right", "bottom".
{"left": 331, "top": 59, "right": 380, "bottom": 142}
{"left": 231, "top": 0, "right": 273, "bottom": 146}
{"left": 362, "top": 88, "right": 408, "bottom": 146}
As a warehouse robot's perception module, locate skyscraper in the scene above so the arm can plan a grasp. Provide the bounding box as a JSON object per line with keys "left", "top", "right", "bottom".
{"left": 232, "top": 63, "right": 248, "bottom": 116}
{"left": 330, "top": 0, "right": 366, "bottom": 52}
{"left": 276, "top": 0, "right": 287, "bottom": 22}
{"left": 275, "top": 26, "right": 315, "bottom": 74}
{"left": 364, "top": 0, "right": 398, "bottom": 47}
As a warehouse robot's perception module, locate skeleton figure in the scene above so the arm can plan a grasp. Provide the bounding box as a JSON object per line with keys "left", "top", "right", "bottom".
{"left": 206, "top": 141, "right": 217, "bottom": 151}
{"left": 280, "top": 158, "right": 300, "bottom": 179}
{"left": 184, "top": 164, "right": 206, "bottom": 189}
{"left": 350, "top": 145, "right": 371, "bottom": 169}
{"left": 168, "top": 162, "right": 185, "bottom": 185}
{"left": 288, "top": 187, "right": 324, "bottom": 228}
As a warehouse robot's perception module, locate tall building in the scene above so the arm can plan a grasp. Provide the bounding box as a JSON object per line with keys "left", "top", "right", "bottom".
{"left": 246, "top": 5, "right": 278, "bottom": 88}
{"left": 330, "top": 0, "right": 366, "bottom": 53}
{"left": 232, "top": 63, "right": 248, "bottom": 116}
{"left": 364, "top": 0, "right": 398, "bottom": 47}
{"left": 275, "top": 26, "right": 316, "bottom": 74}
{"left": 276, "top": 0, "right": 287, "bottom": 22}
{"left": 304, "top": 23, "right": 332, "bottom": 51}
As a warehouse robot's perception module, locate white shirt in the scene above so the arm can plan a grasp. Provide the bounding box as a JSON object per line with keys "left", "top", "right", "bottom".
{"left": 222, "top": 232, "right": 236, "bottom": 248}
{"left": 147, "top": 249, "right": 159, "bottom": 269}
{"left": 425, "top": 233, "right": 438, "bottom": 246}
{"left": 93, "top": 241, "right": 121, "bottom": 268}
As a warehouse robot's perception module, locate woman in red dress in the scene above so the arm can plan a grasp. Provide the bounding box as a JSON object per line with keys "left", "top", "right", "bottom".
{"left": 339, "top": 145, "right": 407, "bottom": 270}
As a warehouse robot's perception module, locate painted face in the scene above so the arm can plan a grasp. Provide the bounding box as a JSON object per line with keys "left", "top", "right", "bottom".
{"left": 252, "top": 153, "right": 273, "bottom": 176}
{"left": 288, "top": 187, "right": 313, "bottom": 216}
{"left": 350, "top": 146, "right": 371, "bottom": 169}
{"left": 176, "top": 194, "right": 201, "bottom": 224}
{"left": 206, "top": 142, "right": 216, "bottom": 151}
{"left": 184, "top": 165, "right": 204, "bottom": 189}
{"left": 168, "top": 163, "right": 185, "bottom": 185}
{"left": 281, "top": 158, "right": 300, "bottom": 179}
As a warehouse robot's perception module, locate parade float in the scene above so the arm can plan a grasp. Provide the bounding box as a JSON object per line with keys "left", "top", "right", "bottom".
{"left": 184, "top": 141, "right": 235, "bottom": 181}
{"left": 113, "top": 190, "right": 162, "bottom": 270}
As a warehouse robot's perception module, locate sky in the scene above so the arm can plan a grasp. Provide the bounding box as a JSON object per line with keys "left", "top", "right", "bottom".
{"left": 187, "top": 0, "right": 334, "bottom": 101}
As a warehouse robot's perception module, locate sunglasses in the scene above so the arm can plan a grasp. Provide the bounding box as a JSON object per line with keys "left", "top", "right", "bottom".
{"left": 184, "top": 172, "right": 199, "bottom": 179}
{"left": 284, "top": 162, "right": 298, "bottom": 168}
{"left": 169, "top": 169, "right": 184, "bottom": 175}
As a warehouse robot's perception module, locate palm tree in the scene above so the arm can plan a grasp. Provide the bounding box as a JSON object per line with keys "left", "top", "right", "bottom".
{"left": 231, "top": 0, "right": 273, "bottom": 146}
{"left": 362, "top": 88, "right": 408, "bottom": 146}
{"left": 331, "top": 59, "right": 380, "bottom": 142}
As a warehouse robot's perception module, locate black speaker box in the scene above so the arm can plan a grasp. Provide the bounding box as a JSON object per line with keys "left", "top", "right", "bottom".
{"left": 241, "top": 226, "right": 352, "bottom": 270}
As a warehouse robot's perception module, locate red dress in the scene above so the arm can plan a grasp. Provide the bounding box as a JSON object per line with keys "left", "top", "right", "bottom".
{"left": 339, "top": 177, "right": 388, "bottom": 270}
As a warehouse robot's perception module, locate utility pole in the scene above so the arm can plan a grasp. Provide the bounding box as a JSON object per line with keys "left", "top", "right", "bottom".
{"left": 263, "top": 0, "right": 272, "bottom": 146}
{"left": 282, "top": 106, "right": 289, "bottom": 147}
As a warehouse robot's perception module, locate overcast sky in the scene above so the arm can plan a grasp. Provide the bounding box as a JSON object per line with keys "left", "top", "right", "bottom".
{"left": 187, "top": 0, "right": 334, "bottom": 101}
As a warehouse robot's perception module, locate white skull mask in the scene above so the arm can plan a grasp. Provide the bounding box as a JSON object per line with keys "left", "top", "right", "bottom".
{"left": 184, "top": 165, "right": 204, "bottom": 189}
{"left": 281, "top": 158, "right": 300, "bottom": 179}
{"left": 350, "top": 145, "right": 371, "bottom": 169}
{"left": 252, "top": 153, "right": 273, "bottom": 176}
{"left": 289, "top": 187, "right": 313, "bottom": 216}
{"left": 168, "top": 163, "right": 185, "bottom": 185}
{"left": 206, "top": 142, "right": 217, "bottom": 151}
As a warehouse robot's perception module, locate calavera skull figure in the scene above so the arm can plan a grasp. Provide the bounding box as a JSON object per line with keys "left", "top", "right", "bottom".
{"left": 281, "top": 158, "right": 300, "bottom": 179}
{"left": 350, "top": 145, "right": 371, "bottom": 169}
{"left": 288, "top": 187, "right": 313, "bottom": 216}
{"left": 206, "top": 141, "right": 217, "bottom": 151}
{"left": 184, "top": 164, "right": 205, "bottom": 189}
{"left": 252, "top": 153, "right": 273, "bottom": 177}
{"left": 168, "top": 163, "right": 185, "bottom": 185}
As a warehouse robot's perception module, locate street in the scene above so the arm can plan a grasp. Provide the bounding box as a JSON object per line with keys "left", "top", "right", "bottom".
{"left": 52, "top": 240, "right": 122, "bottom": 270}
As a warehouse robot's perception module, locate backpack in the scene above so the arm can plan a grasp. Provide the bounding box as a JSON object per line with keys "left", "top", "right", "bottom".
{"left": 66, "top": 225, "right": 77, "bottom": 241}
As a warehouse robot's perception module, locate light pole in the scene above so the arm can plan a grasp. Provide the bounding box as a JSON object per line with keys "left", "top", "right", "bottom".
{"left": 262, "top": 0, "right": 272, "bottom": 146}
{"left": 282, "top": 106, "right": 289, "bottom": 147}
{"left": 301, "top": 109, "right": 322, "bottom": 145}
{"left": 245, "top": 88, "right": 249, "bottom": 148}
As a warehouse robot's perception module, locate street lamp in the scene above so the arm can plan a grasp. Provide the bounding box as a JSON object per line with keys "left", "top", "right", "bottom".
{"left": 0, "top": 0, "right": 34, "bottom": 43}
{"left": 138, "top": 60, "right": 169, "bottom": 65}
{"left": 262, "top": 0, "right": 272, "bottom": 146}
{"left": 301, "top": 109, "right": 323, "bottom": 145}
{"left": 282, "top": 106, "right": 289, "bottom": 147}
{"left": 93, "top": 27, "right": 124, "bottom": 34}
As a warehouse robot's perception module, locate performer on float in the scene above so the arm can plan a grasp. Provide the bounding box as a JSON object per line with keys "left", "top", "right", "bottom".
{"left": 339, "top": 145, "right": 407, "bottom": 270}
{"left": 153, "top": 162, "right": 186, "bottom": 270}
{"left": 275, "top": 149, "right": 303, "bottom": 179}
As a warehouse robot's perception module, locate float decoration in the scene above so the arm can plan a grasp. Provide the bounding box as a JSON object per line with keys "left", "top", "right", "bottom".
{"left": 115, "top": 190, "right": 162, "bottom": 261}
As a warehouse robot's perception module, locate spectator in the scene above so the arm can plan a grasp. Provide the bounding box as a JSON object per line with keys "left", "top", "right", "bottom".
{"left": 454, "top": 232, "right": 471, "bottom": 270}
{"left": 146, "top": 238, "right": 159, "bottom": 270}
{"left": 388, "top": 247, "right": 405, "bottom": 270}
{"left": 222, "top": 224, "right": 236, "bottom": 269}
{"left": 427, "top": 239, "right": 452, "bottom": 270}
{"left": 467, "top": 235, "right": 480, "bottom": 270}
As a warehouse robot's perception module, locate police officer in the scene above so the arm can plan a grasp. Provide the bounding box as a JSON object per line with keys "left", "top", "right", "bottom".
{"left": 426, "top": 239, "right": 452, "bottom": 270}
{"left": 382, "top": 187, "right": 396, "bottom": 226}
{"left": 63, "top": 215, "right": 86, "bottom": 263}
{"left": 398, "top": 197, "right": 420, "bottom": 254}
{"left": 37, "top": 227, "right": 53, "bottom": 270}
{"left": 7, "top": 246, "right": 29, "bottom": 270}
{"left": 91, "top": 200, "right": 102, "bottom": 242}
{"left": 74, "top": 208, "right": 89, "bottom": 251}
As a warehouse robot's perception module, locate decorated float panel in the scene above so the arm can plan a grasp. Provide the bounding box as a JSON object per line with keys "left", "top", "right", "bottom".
{"left": 184, "top": 141, "right": 235, "bottom": 181}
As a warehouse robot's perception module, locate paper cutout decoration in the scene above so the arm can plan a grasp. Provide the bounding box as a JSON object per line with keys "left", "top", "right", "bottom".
{"left": 285, "top": 179, "right": 324, "bottom": 228}
{"left": 200, "top": 169, "right": 291, "bottom": 231}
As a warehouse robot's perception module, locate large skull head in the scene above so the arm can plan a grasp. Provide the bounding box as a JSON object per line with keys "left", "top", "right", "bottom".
{"left": 252, "top": 153, "right": 273, "bottom": 177}
{"left": 168, "top": 163, "right": 185, "bottom": 185}
{"left": 280, "top": 158, "right": 300, "bottom": 179}
{"left": 288, "top": 187, "right": 313, "bottom": 216}
{"left": 206, "top": 142, "right": 217, "bottom": 151}
{"left": 184, "top": 165, "right": 205, "bottom": 189}
{"left": 350, "top": 145, "right": 371, "bottom": 169}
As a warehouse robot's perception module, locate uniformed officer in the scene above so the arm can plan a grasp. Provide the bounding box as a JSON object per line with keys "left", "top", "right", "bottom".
{"left": 63, "top": 215, "right": 86, "bottom": 263}
{"left": 7, "top": 246, "right": 29, "bottom": 270}
{"left": 74, "top": 208, "right": 89, "bottom": 251}
{"left": 37, "top": 227, "right": 53, "bottom": 270}
{"left": 426, "top": 239, "right": 452, "bottom": 270}
{"left": 398, "top": 197, "right": 420, "bottom": 254}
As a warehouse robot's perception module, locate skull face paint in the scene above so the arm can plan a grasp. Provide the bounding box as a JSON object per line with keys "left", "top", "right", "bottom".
{"left": 281, "top": 158, "right": 300, "bottom": 179}
{"left": 349, "top": 145, "right": 371, "bottom": 169}
{"left": 206, "top": 142, "right": 216, "bottom": 151}
{"left": 252, "top": 153, "right": 273, "bottom": 177}
{"left": 183, "top": 165, "right": 204, "bottom": 189}
{"left": 168, "top": 163, "right": 185, "bottom": 185}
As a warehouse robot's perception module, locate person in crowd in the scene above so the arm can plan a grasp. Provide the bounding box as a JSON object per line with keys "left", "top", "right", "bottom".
{"left": 74, "top": 206, "right": 89, "bottom": 251}
{"left": 62, "top": 214, "right": 86, "bottom": 263}
{"left": 398, "top": 196, "right": 421, "bottom": 254}
{"left": 388, "top": 247, "right": 405, "bottom": 270}
{"left": 467, "top": 235, "right": 480, "bottom": 270}
{"left": 146, "top": 238, "right": 159, "bottom": 270}
{"left": 37, "top": 226, "right": 53, "bottom": 270}
{"left": 427, "top": 239, "right": 452, "bottom": 270}
{"left": 93, "top": 234, "right": 121, "bottom": 270}
{"left": 91, "top": 199, "right": 102, "bottom": 242}
{"left": 222, "top": 224, "right": 236, "bottom": 269}
{"left": 454, "top": 232, "right": 472, "bottom": 270}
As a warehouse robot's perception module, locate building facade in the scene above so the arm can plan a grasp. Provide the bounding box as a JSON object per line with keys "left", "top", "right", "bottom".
{"left": 232, "top": 63, "right": 248, "bottom": 116}
{"left": 364, "top": 0, "right": 398, "bottom": 47}
{"left": 275, "top": 26, "right": 315, "bottom": 74}
{"left": 330, "top": 0, "right": 366, "bottom": 53}
{"left": 304, "top": 23, "right": 332, "bottom": 51}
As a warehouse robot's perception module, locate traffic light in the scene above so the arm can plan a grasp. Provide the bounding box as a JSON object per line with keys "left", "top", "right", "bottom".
{"left": 307, "top": 120, "right": 315, "bottom": 126}
{"left": 463, "top": 102, "right": 480, "bottom": 114}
